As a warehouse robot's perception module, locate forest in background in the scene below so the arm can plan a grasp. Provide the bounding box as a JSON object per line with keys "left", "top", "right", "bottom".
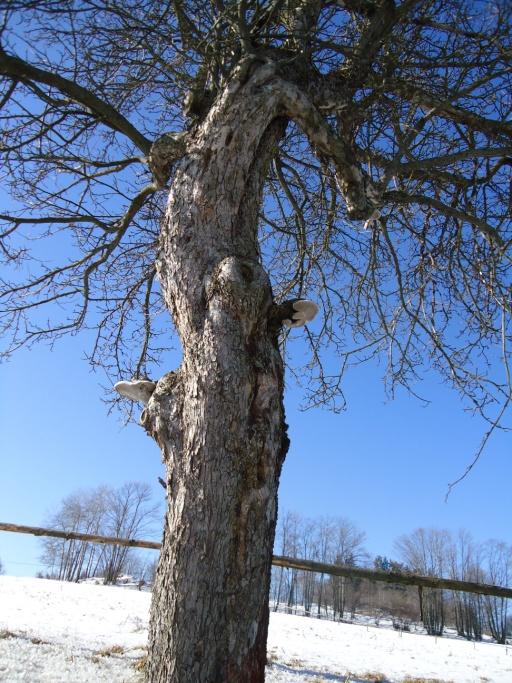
{"left": 26, "top": 487, "right": 512, "bottom": 645}
{"left": 271, "top": 512, "right": 512, "bottom": 643}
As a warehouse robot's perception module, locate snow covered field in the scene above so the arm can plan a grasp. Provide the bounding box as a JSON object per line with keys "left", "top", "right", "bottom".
{"left": 0, "top": 576, "right": 511, "bottom": 682}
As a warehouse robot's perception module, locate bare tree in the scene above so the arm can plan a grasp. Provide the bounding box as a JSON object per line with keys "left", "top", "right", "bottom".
{"left": 1, "top": 1, "right": 511, "bottom": 678}
{"left": 274, "top": 511, "right": 301, "bottom": 613}
{"left": 395, "top": 528, "right": 450, "bottom": 635}
{"left": 447, "top": 529, "right": 485, "bottom": 640}
{"left": 315, "top": 517, "right": 335, "bottom": 617}
{"left": 271, "top": 512, "right": 366, "bottom": 618}
{"left": 482, "top": 540, "right": 512, "bottom": 643}
{"left": 41, "top": 487, "right": 110, "bottom": 581}
{"left": 40, "top": 483, "right": 159, "bottom": 583}
{"left": 99, "top": 482, "right": 160, "bottom": 584}
{"left": 329, "top": 517, "right": 368, "bottom": 620}
{"left": 272, "top": 510, "right": 314, "bottom": 613}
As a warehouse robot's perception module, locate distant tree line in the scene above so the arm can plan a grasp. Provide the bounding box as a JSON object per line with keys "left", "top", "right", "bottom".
{"left": 35, "top": 491, "right": 511, "bottom": 643}
{"left": 396, "top": 527, "right": 511, "bottom": 643}
{"left": 271, "top": 513, "right": 512, "bottom": 644}
{"left": 271, "top": 512, "right": 369, "bottom": 621}
{"left": 39, "top": 482, "right": 160, "bottom": 585}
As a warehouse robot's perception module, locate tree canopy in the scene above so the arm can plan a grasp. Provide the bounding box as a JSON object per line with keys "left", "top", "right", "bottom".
{"left": 1, "top": 0, "right": 511, "bottom": 420}
{"left": 2, "top": 2, "right": 512, "bottom": 679}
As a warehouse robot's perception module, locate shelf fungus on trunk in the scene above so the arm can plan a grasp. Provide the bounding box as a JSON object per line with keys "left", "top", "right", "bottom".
{"left": 114, "top": 373, "right": 183, "bottom": 457}
{"left": 114, "top": 378, "right": 157, "bottom": 405}
{"left": 269, "top": 298, "right": 319, "bottom": 330}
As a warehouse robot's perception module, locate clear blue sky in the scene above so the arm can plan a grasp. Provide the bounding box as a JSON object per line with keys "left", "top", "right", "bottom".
{"left": 2, "top": 4, "right": 510, "bottom": 580}
{"left": 1, "top": 318, "right": 511, "bottom": 576}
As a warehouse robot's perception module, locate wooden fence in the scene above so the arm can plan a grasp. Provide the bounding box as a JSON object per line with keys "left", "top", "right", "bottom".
{"left": 2, "top": 521, "right": 512, "bottom": 600}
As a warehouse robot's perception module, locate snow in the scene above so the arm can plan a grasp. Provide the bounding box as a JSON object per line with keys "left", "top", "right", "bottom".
{"left": 266, "top": 612, "right": 512, "bottom": 682}
{"left": 0, "top": 577, "right": 147, "bottom": 682}
{"left": 1, "top": 576, "right": 511, "bottom": 682}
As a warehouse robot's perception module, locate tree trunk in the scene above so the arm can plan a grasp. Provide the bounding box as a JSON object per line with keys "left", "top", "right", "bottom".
{"left": 143, "top": 61, "right": 290, "bottom": 682}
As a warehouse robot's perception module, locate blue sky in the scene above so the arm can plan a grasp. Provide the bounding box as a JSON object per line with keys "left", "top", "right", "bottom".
{"left": 1, "top": 318, "right": 511, "bottom": 577}
{"left": 1, "top": 2, "right": 510, "bottom": 580}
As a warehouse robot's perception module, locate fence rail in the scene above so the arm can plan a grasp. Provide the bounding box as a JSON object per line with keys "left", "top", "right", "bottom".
{"left": 0, "top": 521, "right": 160, "bottom": 550}
{"left": 2, "top": 521, "right": 512, "bottom": 599}
{"left": 272, "top": 555, "right": 512, "bottom": 599}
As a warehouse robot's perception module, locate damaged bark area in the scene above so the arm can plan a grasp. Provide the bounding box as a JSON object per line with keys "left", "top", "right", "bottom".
{"left": 148, "top": 132, "right": 189, "bottom": 188}
{"left": 140, "top": 371, "right": 184, "bottom": 471}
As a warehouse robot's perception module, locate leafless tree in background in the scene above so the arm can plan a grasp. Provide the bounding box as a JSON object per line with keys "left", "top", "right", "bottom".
{"left": 271, "top": 512, "right": 367, "bottom": 619}
{"left": 396, "top": 527, "right": 512, "bottom": 640}
{"left": 482, "top": 539, "right": 512, "bottom": 643}
{"left": 395, "top": 527, "right": 449, "bottom": 634}
{"left": 99, "top": 482, "right": 160, "bottom": 583}
{"left": 1, "top": 1, "right": 511, "bottom": 678}
{"left": 41, "top": 487, "right": 110, "bottom": 582}
{"left": 272, "top": 516, "right": 511, "bottom": 640}
{"left": 315, "top": 517, "right": 335, "bottom": 617}
{"left": 298, "top": 517, "right": 317, "bottom": 614}
{"left": 447, "top": 529, "right": 485, "bottom": 640}
{"left": 329, "top": 517, "right": 368, "bottom": 620}
{"left": 274, "top": 511, "right": 301, "bottom": 612}
{"left": 40, "top": 483, "right": 160, "bottom": 583}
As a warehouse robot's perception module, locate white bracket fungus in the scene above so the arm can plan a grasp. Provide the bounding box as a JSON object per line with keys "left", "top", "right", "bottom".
{"left": 114, "top": 379, "right": 156, "bottom": 405}
{"left": 282, "top": 299, "right": 319, "bottom": 328}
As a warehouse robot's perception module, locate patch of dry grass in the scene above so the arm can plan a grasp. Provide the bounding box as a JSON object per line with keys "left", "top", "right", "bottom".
{"left": 343, "top": 672, "right": 388, "bottom": 683}
{"left": 285, "top": 657, "right": 305, "bottom": 668}
{"left": 29, "top": 637, "right": 49, "bottom": 645}
{"left": 133, "top": 656, "right": 147, "bottom": 672}
{"left": 0, "top": 630, "right": 48, "bottom": 645}
{"left": 359, "top": 673, "right": 388, "bottom": 682}
{"left": 267, "top": 647, "right": 279, "bottom": 664}
{"left": 97, "top": 644, "right": 125, "bottom": 657}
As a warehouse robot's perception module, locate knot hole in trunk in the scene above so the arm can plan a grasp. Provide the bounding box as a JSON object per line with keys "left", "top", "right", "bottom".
{"left": 206, "top": 256, "right": 272, "bottom": 337}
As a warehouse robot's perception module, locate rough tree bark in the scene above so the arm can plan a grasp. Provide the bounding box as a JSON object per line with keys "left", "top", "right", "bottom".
{"left": 142, "top": 59, "right": 291, "bottom": 682}
{"left": 141, "top": 55, "right": 377, "bottom": 680}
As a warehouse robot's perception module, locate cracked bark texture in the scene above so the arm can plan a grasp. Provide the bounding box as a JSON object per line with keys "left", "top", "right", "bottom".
{"left": 144, "top": 63, "right": 290, "bottom": 682}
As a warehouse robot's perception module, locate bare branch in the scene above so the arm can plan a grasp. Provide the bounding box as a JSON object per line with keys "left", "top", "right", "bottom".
{"left": 0, "top": 45, "right": 152, "bottom": 153}
{"left": 384, "top": 190, "right": 506, "bottom": 249}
